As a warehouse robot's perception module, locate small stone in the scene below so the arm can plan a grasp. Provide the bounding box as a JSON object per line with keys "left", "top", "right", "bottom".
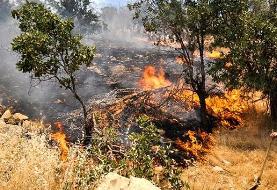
{"left": 1, "top": 109, "right": 12, "bottom": 120}
{"left": 13, "top": 113, "right": 29, "bottom": 121}
{"left": 212, "top": 166, "right": 224, "bottom": 173}
{"left": 96, "top": 172, "right": 161, "bottom": 190}
{"left": 129, "top": 176, "right": 161, "bottom": 190}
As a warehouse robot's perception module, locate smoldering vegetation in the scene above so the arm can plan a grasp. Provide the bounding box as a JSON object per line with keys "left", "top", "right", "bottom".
{"left": 0, "top": 1, "right": 179, "bottom": 124}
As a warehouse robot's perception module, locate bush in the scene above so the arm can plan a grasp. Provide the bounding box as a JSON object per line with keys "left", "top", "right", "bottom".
{"left": 61, "top": 115, "right": 186, "bottom": 189}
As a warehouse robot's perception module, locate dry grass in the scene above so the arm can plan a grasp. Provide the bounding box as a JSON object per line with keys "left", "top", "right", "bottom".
{"left": 0, "top": 123, "right": 61, "bottom": 190}
{"left": 182, "top": 112, "right": 277, "bottom": 190}
{"left": 1, "top": 109, "right": 276, "bottom": 190}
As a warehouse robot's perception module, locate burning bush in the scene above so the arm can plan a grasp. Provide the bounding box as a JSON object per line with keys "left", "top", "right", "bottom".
{"left": 206, "top": 90, "right": 249, "bottom": 129}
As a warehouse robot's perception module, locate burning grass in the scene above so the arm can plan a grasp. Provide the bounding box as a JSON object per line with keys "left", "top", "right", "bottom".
{"left": 175, "top": 89, "right": 250, "bottom": 129}
{"left": 176, "top": 130, "right": 214, "bottom": 159}
{"left": 51, "top": 122, "right": 69, "bottom": 161}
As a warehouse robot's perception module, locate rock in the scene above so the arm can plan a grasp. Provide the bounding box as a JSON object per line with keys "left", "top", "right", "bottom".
{"left": 129, "top": 176, "right": 161, "bottom": 190}
{"left": 96, "top": 173, "right": 161, "bottom": 190}
{"left": 1, "top": 109, "right": 12, "bottom": 120}
{"left": 13, "top": 113, "right": 29, "bottom": 121}
{"left": 212, "top": 166, "right": 224, "bottom": 173}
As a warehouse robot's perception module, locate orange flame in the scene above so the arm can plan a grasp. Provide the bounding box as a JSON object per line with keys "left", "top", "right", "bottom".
{"left": 175, "top": 130, "right": 213, "bottom": 159}
{"left": 177, "top": 89, "right": 249, "bottom": 129}
{"left": 139, "top": 66, "right": 171, "bottom": 90}
{"left": 51, "top": 122, "right": 69, "bottom": 161}
{"left": 206, "top": 90, "right": 248, "bottom": 129}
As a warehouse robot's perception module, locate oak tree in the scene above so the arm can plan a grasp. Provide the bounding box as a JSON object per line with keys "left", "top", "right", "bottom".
{"left": 210, "top": 0, "right": 277, "bottom": 120}
{"left": 11, "top": 2, "right": 96, "bottom": 143}
{"left": 46, "top": 0, "right": 102, "bottom": 34}
{"left": 129, "top": 0, "right": 217, "bottom": 132}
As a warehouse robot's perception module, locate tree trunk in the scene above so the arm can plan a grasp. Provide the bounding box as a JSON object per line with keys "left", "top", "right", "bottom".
{"left": 269, "top": 90, "right": 277, "bottom": 121}
{"left": 197, "top": 33, "right": 212, "bottom": 132}
{"left": 197, "top": 91, "right": 212, "bottom": 132}
{"left": 72, "top": 90, "right": 94, "bottom": 145}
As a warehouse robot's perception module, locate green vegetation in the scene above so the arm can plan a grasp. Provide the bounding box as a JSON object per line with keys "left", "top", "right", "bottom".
{"left": 78, "top": 115, "right": 186, "bottom": 189}
{"left": 46, "top": 0, "right": 102, "bottom": 34}
{"left": 210, "top": 0, "right": 277, "bottom": 120}
{"left": 11, "top": 2, "right": 95, "bottom": 143}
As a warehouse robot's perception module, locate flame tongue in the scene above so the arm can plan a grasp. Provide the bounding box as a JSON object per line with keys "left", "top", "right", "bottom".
{"left": 177, "top": 89, "right": 248, "bottom": 129}
{"left": 51, "top": 122, "right": 69, "bottom": 161}
{"left": 139, "top": 66, "right": 171, "bottom": 90}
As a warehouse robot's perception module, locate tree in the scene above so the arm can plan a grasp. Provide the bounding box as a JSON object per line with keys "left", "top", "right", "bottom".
{"left": 46, "top": 0, "right": 102, "bottom": 34}
{"left": 210, "top": 0, "right": 277, "bottom": 120}
{"left": 129, "top": 0, "right": 216, "bottom": 132}
{"left": 11, "top": 2, "right": 96, "bottom": 143}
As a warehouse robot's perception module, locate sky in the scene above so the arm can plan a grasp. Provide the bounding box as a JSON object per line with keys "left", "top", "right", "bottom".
{"left": 94, "top": 0, "right": 130, "bottom": 7}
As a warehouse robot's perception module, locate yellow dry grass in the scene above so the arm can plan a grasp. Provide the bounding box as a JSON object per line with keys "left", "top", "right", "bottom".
{"left": 182, "top": 112, "right": 277, "bottom": 190}
{"left": 0, "top": 123, "right": 61, "bottom": 190}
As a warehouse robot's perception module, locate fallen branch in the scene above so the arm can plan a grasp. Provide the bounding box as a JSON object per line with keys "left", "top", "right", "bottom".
{"left": 249, "top": 133, "right": 276, "bottom": 190}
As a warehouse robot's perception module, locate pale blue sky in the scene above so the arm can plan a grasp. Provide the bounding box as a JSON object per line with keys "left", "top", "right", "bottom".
{"left": 94, "top": 0, "right": 130, "bottom": 7}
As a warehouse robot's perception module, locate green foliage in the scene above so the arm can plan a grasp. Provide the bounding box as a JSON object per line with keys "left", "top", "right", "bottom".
{"left": 11, "top": 2, "right": 95, "bottom": 139}
{"left": 12, "top": 2, "right": 95, "bottom": 87}
{"left": 209, "top": 0, "right": 277, "bottom": 119}
{"left": 127, "top": 115, "right": 185, "bottom": 189}
{"left": 47, "top": 0, "right": 102, "bottom": 34}
{"left": 77, "top": 115, "right": 186, "bottom": 189}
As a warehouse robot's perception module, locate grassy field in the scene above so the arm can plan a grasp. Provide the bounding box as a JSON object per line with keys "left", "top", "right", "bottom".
{"left": 0, "top": 110, "right": 276, "bottom": 190}
{"left": 182, "top": 113, "right": 277, "bottom": 190}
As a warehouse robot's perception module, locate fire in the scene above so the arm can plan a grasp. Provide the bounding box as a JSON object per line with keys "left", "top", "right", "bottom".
{"left": 139, "top": 66, "right": 171, "bottom": 90}
{"left": 207, "top": 50, "right": 222, "bottom": 59}
{"left": 177, "top": 89, "right": 249, "bottom": 129}
{"left": 175, "top": 130, "right": 213, "bottom": 159}
{"left": 207, "top": 47, "right": 230, "bottom": 59}
{"left": 206, "top": 90, "right": 249, "bottom": 129}
{"left": 51, "top": 122, "right": 69, "bottom": 161}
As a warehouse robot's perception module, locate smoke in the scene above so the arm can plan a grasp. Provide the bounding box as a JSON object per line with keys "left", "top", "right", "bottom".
{"left": 0, "top": 17, "right": 61, "bottom": 116}
{"left": 0, "top": 1, "right": 158, "bottom": 122}
{"left": 91, "top": 5, "right": 150, "bottom": 49}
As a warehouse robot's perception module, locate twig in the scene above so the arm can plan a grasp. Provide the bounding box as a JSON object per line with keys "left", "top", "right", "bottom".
{"left": 249, "top": 137, "right": 274, "bottom": 190}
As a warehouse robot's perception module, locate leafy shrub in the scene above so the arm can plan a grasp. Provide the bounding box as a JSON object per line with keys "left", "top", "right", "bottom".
{"left": 61, "top": 115, "right": 186, "bottom": 189}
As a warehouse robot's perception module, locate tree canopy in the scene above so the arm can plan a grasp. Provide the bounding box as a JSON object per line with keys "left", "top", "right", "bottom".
{"left": 46, "top": 0, "right": 102, "bottom": 34}
{"left": 129, "top": 0, "right": 218, "bottom": 131}
{"left": 11, "top": 1, "right": 96, "bottom": 143}
{"left": 210, "top": 0, "right": 277, "bottom": 119}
